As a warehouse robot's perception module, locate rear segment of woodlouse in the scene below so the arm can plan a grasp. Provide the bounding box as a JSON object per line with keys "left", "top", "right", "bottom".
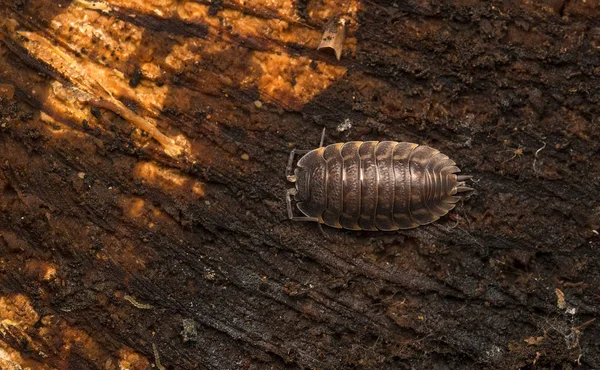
{"left": 286, "top": 141, "right": 472, "bottom": 230}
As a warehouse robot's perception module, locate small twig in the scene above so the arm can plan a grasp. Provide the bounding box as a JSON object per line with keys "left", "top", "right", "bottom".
{"left": 89, "top": 99, "right": 186, "bottom": 157}
{"left": 152, "top": 343, "right": 166, "bottom": 370}
{"left": 532, "top": 141, "right": 547, "bottom": 174}
{"left": 123, "top": 294, "right": 154, "bottom": 309}
{"left": 573, "top": 317, "right": 596, "bottom": 332}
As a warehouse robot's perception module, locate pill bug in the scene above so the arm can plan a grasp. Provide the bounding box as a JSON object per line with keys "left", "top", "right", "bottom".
{"left": 286, "top": 141, "right": 472, "bottom": 230}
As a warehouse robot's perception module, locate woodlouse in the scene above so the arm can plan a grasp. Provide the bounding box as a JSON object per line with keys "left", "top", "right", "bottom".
{"left": 286, "top": 139, "right": 472, "bottom": 230}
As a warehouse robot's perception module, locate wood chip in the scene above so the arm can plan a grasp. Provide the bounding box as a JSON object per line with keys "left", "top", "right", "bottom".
{"left": 318, "top": 18, "right": 346, "bottom": 60}
{"left": 524, "top": 336, "right": 543, "bottom": 345}
{"left": 555, "top": 288, "right": 566, "bottom": 309}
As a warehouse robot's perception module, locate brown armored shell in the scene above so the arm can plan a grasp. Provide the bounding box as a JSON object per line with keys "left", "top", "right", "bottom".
{"left": 293, "top": 141, "right": 470, "bottom": 230}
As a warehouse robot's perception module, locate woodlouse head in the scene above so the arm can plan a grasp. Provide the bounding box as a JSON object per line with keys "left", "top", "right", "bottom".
{"left": 290, "top": 149, "right": 325, "bottom": 204}
{"left": 292, "top": 166, "right": 310, "bottom": 202}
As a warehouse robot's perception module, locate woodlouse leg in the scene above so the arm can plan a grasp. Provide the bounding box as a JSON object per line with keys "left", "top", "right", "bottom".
{"left": 286, "top": 188, "right": 319, "bottom": 222}
{"left": 317, "top": 223, "right": 333, "bottom": 242}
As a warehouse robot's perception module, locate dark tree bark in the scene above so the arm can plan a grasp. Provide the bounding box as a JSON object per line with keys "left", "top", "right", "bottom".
{"left": 0, "top": 0, "right": 599, "bottom": 369}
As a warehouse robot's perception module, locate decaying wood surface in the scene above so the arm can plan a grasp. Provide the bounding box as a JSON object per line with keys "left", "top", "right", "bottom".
{"left": 0, "top": 0, "right": 599, "bottom": 369}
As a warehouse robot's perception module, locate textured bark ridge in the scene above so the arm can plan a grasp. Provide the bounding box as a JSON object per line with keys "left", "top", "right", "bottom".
{"left": 0, "top": 0, "right": 599, "bottom": 369}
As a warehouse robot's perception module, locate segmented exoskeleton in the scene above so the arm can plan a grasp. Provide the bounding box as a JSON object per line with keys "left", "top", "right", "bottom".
{"left": 286, "top": 141, "right": 472, "bottom": 230}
